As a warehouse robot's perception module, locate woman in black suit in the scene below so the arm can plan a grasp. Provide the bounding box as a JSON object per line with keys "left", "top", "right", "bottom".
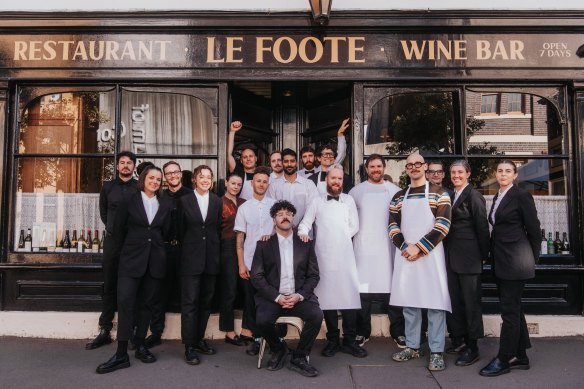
{"left": 178, "top": 165, "right": 223, "bottom": 365}
{"left": 480, "top": 160, "right": 541, "bottom": 377}
{"left": 445, "top": 160, "right": 490, "bottom": 366}
{"left": 96, "top": 165, "right": 171, "bottom": 374}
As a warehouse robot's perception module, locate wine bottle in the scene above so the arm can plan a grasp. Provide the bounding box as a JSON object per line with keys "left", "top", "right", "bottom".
{"left": 100, "top": 230, "right": 106, "bottom": 253}
{"left": 47, "top": 229, "right": 56, "bottom": 252}
{"left": 55, "top": 230, "right": 63, "bottom": 253}
{"left": 24, "top": 228, "right": 32, "bottom": 252}
{"left": 63, "top": 230, "right": 71, "bottom": 251}
{"left": 18, "top": 229, "right": 25, "bottom": 251}
{"left": 70, "top": 230, "right": 78, "bottom": 253}
{"left": 77, "top": 230, "right": 85, "bottom": 253}
{"left": 554, "top": 231, "right": 562, "bottom": 254}
{"left": 86, "top": 230, "right": 92, "bottom": 251}
{"left": 547, "top": 232, "right": 555, "bottom": 255}
{"left": 92, "top": 230, "right": 100, "bottom": 253}
{"left": 561, "top": 232, "right": 570, "bottom": 255}
{"left": 540, "top": 229, "right": 548, "bottom": 255}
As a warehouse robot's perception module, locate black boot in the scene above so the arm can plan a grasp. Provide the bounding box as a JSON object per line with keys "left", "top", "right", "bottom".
{"left": 86, "top": 329, "right": 112, "bottom": 350}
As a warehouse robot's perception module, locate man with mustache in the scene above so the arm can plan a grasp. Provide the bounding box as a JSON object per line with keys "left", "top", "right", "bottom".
{"left": 389, "top": 152, "right": 452, "bottom": 371}
{"left": 251, "top": 200, "right": 323, "bottom": 377}
{"left": 298, "top": 118, "right": 349, "bottom": 177}
{"left": 298, "top": 165, "right": 365, "bottom": 358}
{"left": 87, "top": 151, "right": 138, "bottom": 350}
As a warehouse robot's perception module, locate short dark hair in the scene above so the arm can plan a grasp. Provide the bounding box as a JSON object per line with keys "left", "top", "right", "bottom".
{"left": 282, "top": 148, "right": 297, "bottom": 160}
{"left": 163, "top": 160, "right": 182, "bottom": 173}
{"left": 136, "top": 161, "right": 154, "bottom": 176}
{"left": 137, "top": 165, "right": 163, "bottom": 197}
{"left": 497, "top": 159, "right": 517, "bottom": 173}
{"left": 317, "top": 143, "right": 336, "bottom": 158}
{"left": 270, "top": 200, "right": 297, "bottom": 218}
{"left": 193, "top": 165, "right": 214, "bottom": 182}
{"left": 299, "top": 145, "right": 315, "bottom": 158}
{"left": 117, "top": 151, "right": 137, "bottom": 165}
{"left": 226, "top": 172, "right": 243, "bottom": 182}
{"left": 365, "top": 154, "right": 386, "bottom": 168}
{"left": 426, "top": 160, "right": 445, "bottom": 169}
{"left": 254, "top": 165, "right": 271, "bottom": 179}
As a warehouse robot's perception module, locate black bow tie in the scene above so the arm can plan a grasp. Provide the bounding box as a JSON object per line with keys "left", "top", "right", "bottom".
{"left": 305, "top": 169, "right": 315, "bottom": 174}
{"left": 327, "top": 195, "right": 339, "bottom": 201}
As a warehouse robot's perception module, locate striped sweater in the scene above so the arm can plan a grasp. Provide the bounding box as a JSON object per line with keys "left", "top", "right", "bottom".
{"left": 388, "top": 183, "right": 452, "bottom": 256}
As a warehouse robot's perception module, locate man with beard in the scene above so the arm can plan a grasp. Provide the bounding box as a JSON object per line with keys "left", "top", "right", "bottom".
{"left": 268, "top": 149, "right": 318, "bottom": 232}
{"left": 228, "top": 121, "right": 257, "bottom": 200}
{"left": 298, "top": 118, "right": 349, "bottom": 177}
{"left": 233, "top": 166, "right": 277, "bottom": 356}
{"left": 298, "top": 165, "right": 365, "bottom": 358}
{"left": 143, "top": 161, "right": 192, "bottom": 348}
{"left": 86, "top": 151, "right": 138, "bottom": 350}
{"left": 308, "top": 144, "right": 353, "bottom": 195}
{"left": 389, "top": 152, "right": 452, "bottom": 372}
{"left": 251, "top": 200, "right": 323, "bottom": 377}
{"left": 269, "top": 150, "right": 284, "bottom": 185}
{"left": 348, "top": 154, "right": 405, "bottom": 348}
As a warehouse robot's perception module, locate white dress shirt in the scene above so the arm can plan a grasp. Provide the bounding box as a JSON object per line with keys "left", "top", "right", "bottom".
{"left": 453, "top": 183, "right": 469, "bottom": 205}
{"left": 233, "top": 196, "right": 277, "bottom": 269}
{"left": 491, "top": 184, "right": 513, "bottom": 224}
{"left": 141, "top": 192, "right": 159, "bottom": 225}
{"left": 277, "top": 233, "right": 295, "bottom": 298}
{"left": 268, "top": 174, "right": 318, "bottom": 228}
{"left": 194, "top": 190, "right": 209, "bottom": 221}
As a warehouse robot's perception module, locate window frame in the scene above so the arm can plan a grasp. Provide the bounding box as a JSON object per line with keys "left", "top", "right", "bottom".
{"left": 480, "top": 93, "right": 500, "bottom": 116}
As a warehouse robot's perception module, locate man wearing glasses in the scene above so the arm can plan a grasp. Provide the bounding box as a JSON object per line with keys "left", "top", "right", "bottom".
{"left": 308, "top": 144, "right": 353, "bottom": 195}
{"left": 144, "top": 161, "right": 192, "bottom": 348}
{"left": 426, "top": 161, "right": 454, "bottom": 198}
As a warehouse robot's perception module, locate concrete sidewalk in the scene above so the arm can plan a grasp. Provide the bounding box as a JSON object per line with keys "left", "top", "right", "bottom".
{"left": 1, "top": 336, "right": 582, "bottom": 389}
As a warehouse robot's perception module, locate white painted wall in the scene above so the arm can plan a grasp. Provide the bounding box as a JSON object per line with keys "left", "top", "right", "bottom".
{"left": 1, "top": 0, "right": 584, "bottom": 12}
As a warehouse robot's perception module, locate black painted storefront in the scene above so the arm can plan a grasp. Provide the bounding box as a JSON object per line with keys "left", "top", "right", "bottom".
{"left": 0, "top": 11, "right": 583, "bottom": 316}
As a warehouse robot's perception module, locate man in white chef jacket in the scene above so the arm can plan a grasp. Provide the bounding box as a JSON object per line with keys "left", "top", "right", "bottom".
{"left": 299, "top": 165, "right": 367, "bottom": 358}
{"left": 388, "top": 152, "right": 452, "bottom": 372}
{"left": 349, "top": 154, "right": 404, "bottom": 347}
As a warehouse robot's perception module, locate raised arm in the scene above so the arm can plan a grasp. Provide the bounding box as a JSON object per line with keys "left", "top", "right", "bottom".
{"left": 227, "top": 121, "right": 242, "bottom": 173}
{"left": 334, "top": 118, "right": 350, "bottom": 165}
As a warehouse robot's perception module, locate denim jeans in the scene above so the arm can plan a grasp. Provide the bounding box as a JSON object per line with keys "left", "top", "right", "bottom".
{"left": 403, "top": 307, "right": 446, "bottom": 353}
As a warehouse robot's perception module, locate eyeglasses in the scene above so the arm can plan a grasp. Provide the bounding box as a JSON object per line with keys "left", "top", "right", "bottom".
{"left": 275, "top": 212, "right": 294, "bottom": 218}
{"left": 405, "top": 162, "right": 424, "bottom": 170}
{"left": 164, "top": 171, "right": 181, "bottom": 177}
{"left": 427, "top": 170, "right": 444, "bottom": 175}
{"left": 321, "top": 152, "right": 335, "bottom": 158}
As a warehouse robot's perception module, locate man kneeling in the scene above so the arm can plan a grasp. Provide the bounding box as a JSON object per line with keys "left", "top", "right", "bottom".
{"left": 251, "top": 200, "right": 323, "bottom": 377}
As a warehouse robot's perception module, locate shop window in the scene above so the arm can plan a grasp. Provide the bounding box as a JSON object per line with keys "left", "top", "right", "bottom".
{"left": 507, "top": 93, "right": 524, "bottom": 114}
{"left": 365, "top": 92, "right": 455, "bottom": 156}
{"left": 480, "top": 93, "right": 499, "bottom": 115}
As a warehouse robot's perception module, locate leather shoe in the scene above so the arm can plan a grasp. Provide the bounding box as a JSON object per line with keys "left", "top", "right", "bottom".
{"left": 289, "top": 356, "right": 319, "bottom": 377}
{"left": 144, "top": 334, "right": 162, "bottom": 349}
{"left": 135, "top": 345, "right": 156, "bottom": 363}
{"left": 246, "top": 340, "right": 261, "bottom": 356}
{"left": 479, "top": 357, "right": 511, "bottom": 377}
{"left": 321, "top": 341, "right": 340, "bottom": 357}
{"left": 266, "top": 343, "right": 289, "bottom": 371}
{"left": 195, "top": 339, "right": 216, "bottom": 355}
{"left": 239, "top": 334, "right": 255, "bottom": 345}
{"left": 225, "top": 335, "right": 244, "bottom": 346}
{"left": 509, "top": 356, "right": 530, "bottom": 370}
{"left": 455, "top": 347, "right": 479, "bottom": 366}
{"left": 86, "top": 329, "right": 112, "bottom": 350}
{"left": 96, "top": 353, "right": 130, "bottom": 374}
{"left": 185, "top": 346, "right": 200, "bottom": 365}
{"left": 340, "top": 341, "right": 368, "bottom": 358}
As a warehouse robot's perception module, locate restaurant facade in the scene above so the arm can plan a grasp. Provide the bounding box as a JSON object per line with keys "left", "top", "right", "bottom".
{"left": 0, "top": 8, "right": 583, "bottom": 321}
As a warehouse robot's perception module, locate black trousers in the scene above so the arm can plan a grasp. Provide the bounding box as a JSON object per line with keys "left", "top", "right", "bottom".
{"left": 357, "top": 293, "right": 406, "bottom": 339}
{"left": 241, "top": 278, "right": 259, "bottom": 337}
{"left": 497, "top": 279, "right": 531, "bottom": 361}
{"left": 117, "top": 272, "right": 160, "bottom": 343}
{"left": 219, "top": 238, "right": 245, "bottom": 332}
{"left": 256, "top": 298, "right": 323, "bottom": 357}
{"left": 446, "top": 269, "right": 484, "bottom": 342}
{"left": 98, "top": 236, "right": 118, "bottom": 332}
{"left": 181, "top": 274, "right": 217, "bottom": 346}
{"left": 323, "top": 309, "right": 357, "bottom": 344}
{"left": 148, "top": 244, "right": 181, "bottom": 336}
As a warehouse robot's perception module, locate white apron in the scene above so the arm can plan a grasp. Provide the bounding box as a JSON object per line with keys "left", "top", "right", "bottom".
{"left": 239, "top": 176, "right": 253, "bottom": 200}
{"left": 316, "top": 176, "right": 327, "bottom": 194}
{"left": 390, "top": 182, "right": 451, "bottom": 312}
{"left": 313, "top": 198, "right": 361, "bottom": 310}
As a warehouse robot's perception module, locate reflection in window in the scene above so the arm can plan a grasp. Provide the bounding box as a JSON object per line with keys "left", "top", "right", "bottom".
{"left": 19, "top": 91, "right": 116, "bottom": 155}
{"left": 480, "top": 94, "right": 499, "bottom": 115}
{"left": 120, "top": 91, "right": 216, "bottom": 155}
{"left": 143, "top": 158, "right": 218, "bottom": 190}
{"left": 365, "top": 92, "right": 455, "bottom": 155}
{"left": 466, "top": 91, "right": 565, "bottom": 155}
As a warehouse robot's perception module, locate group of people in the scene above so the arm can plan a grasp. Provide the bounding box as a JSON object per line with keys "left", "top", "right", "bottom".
{"left": 87, "top": 119, "right": 541, "bottom": 379}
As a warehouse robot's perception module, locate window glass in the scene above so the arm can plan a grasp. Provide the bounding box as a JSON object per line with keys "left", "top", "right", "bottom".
{"left": 120, "top": 91, "right": 216, "bottom": 155}
{"left": 466, "top": 91, "right": 565, "bottom": 155}
{"left": 142, "top": 158, "right": 218, "bottom": 190}
{"left": 19, "top": 91, "right": 116, "bottom": 155}
{"left": 480, "top": 94, "right": 499, "bottom": 114}
{"left": 365, "top": 92, "right": 455, "bottom": 155}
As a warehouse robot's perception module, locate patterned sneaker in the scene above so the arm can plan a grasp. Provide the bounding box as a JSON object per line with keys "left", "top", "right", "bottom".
{"left": 428, "top": 353, "right": 446, "bottom": 371}
{"left": 392, "top": 347, "right": 422, "bottom": 362}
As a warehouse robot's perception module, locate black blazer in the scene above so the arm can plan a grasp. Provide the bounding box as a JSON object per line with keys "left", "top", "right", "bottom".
{"left": 250, "top": 234, "right": 320, "bottom": 304}
{"left": 489, "top": 185, "right": 541, "bottom": 280}
{"left": 177, "top": 191, "right": 223, "bottom": 276}
{"left": 112, "top": 191, "right": 171, "bottom": 279}
{"left": 445, "top": 185, "right": 490, "bottom": 274}
{"left": 308, "top": 171, "right": 353, "bottom": 194}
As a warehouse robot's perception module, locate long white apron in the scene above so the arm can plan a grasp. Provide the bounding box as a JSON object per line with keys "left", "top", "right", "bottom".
{"left": 353, "top": 188, "right": 393, "bottom": 293}
{"left": 239, "top": 178, "right": 253, "bottom": 200}
{"left": 389, "top": 183, "right": 451, "bottom": 312}
{"left": 313, "top": 200, "right": 361, "bottom": 310}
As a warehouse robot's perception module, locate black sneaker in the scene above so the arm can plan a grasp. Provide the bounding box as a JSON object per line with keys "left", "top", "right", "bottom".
{"left": 355, "top": 335, "right": 369, "bottom": 347}
{"left": 393, "top": 335, "right": 407, "bottom": 349}
{"left": 86, "top": 329, "right": 112, "bottom": 350}
{"left": 266, "top": 343, "right": 289, "bottom": 371}
{"left": 321, "top": 341, "right": 340, "bottom": 357}
{"left": 289, "top": 356, "right": 319, "bottom": 377}
{"left": 340, "top": 341, "right": 368, "bottom": 358}
{"left": 455, "top": 347, "right": 479, "bottom": 366}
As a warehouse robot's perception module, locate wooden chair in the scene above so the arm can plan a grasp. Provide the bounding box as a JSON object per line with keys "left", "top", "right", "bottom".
{"left": 257, "top": 316, "right": 305, "bottom": 369}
